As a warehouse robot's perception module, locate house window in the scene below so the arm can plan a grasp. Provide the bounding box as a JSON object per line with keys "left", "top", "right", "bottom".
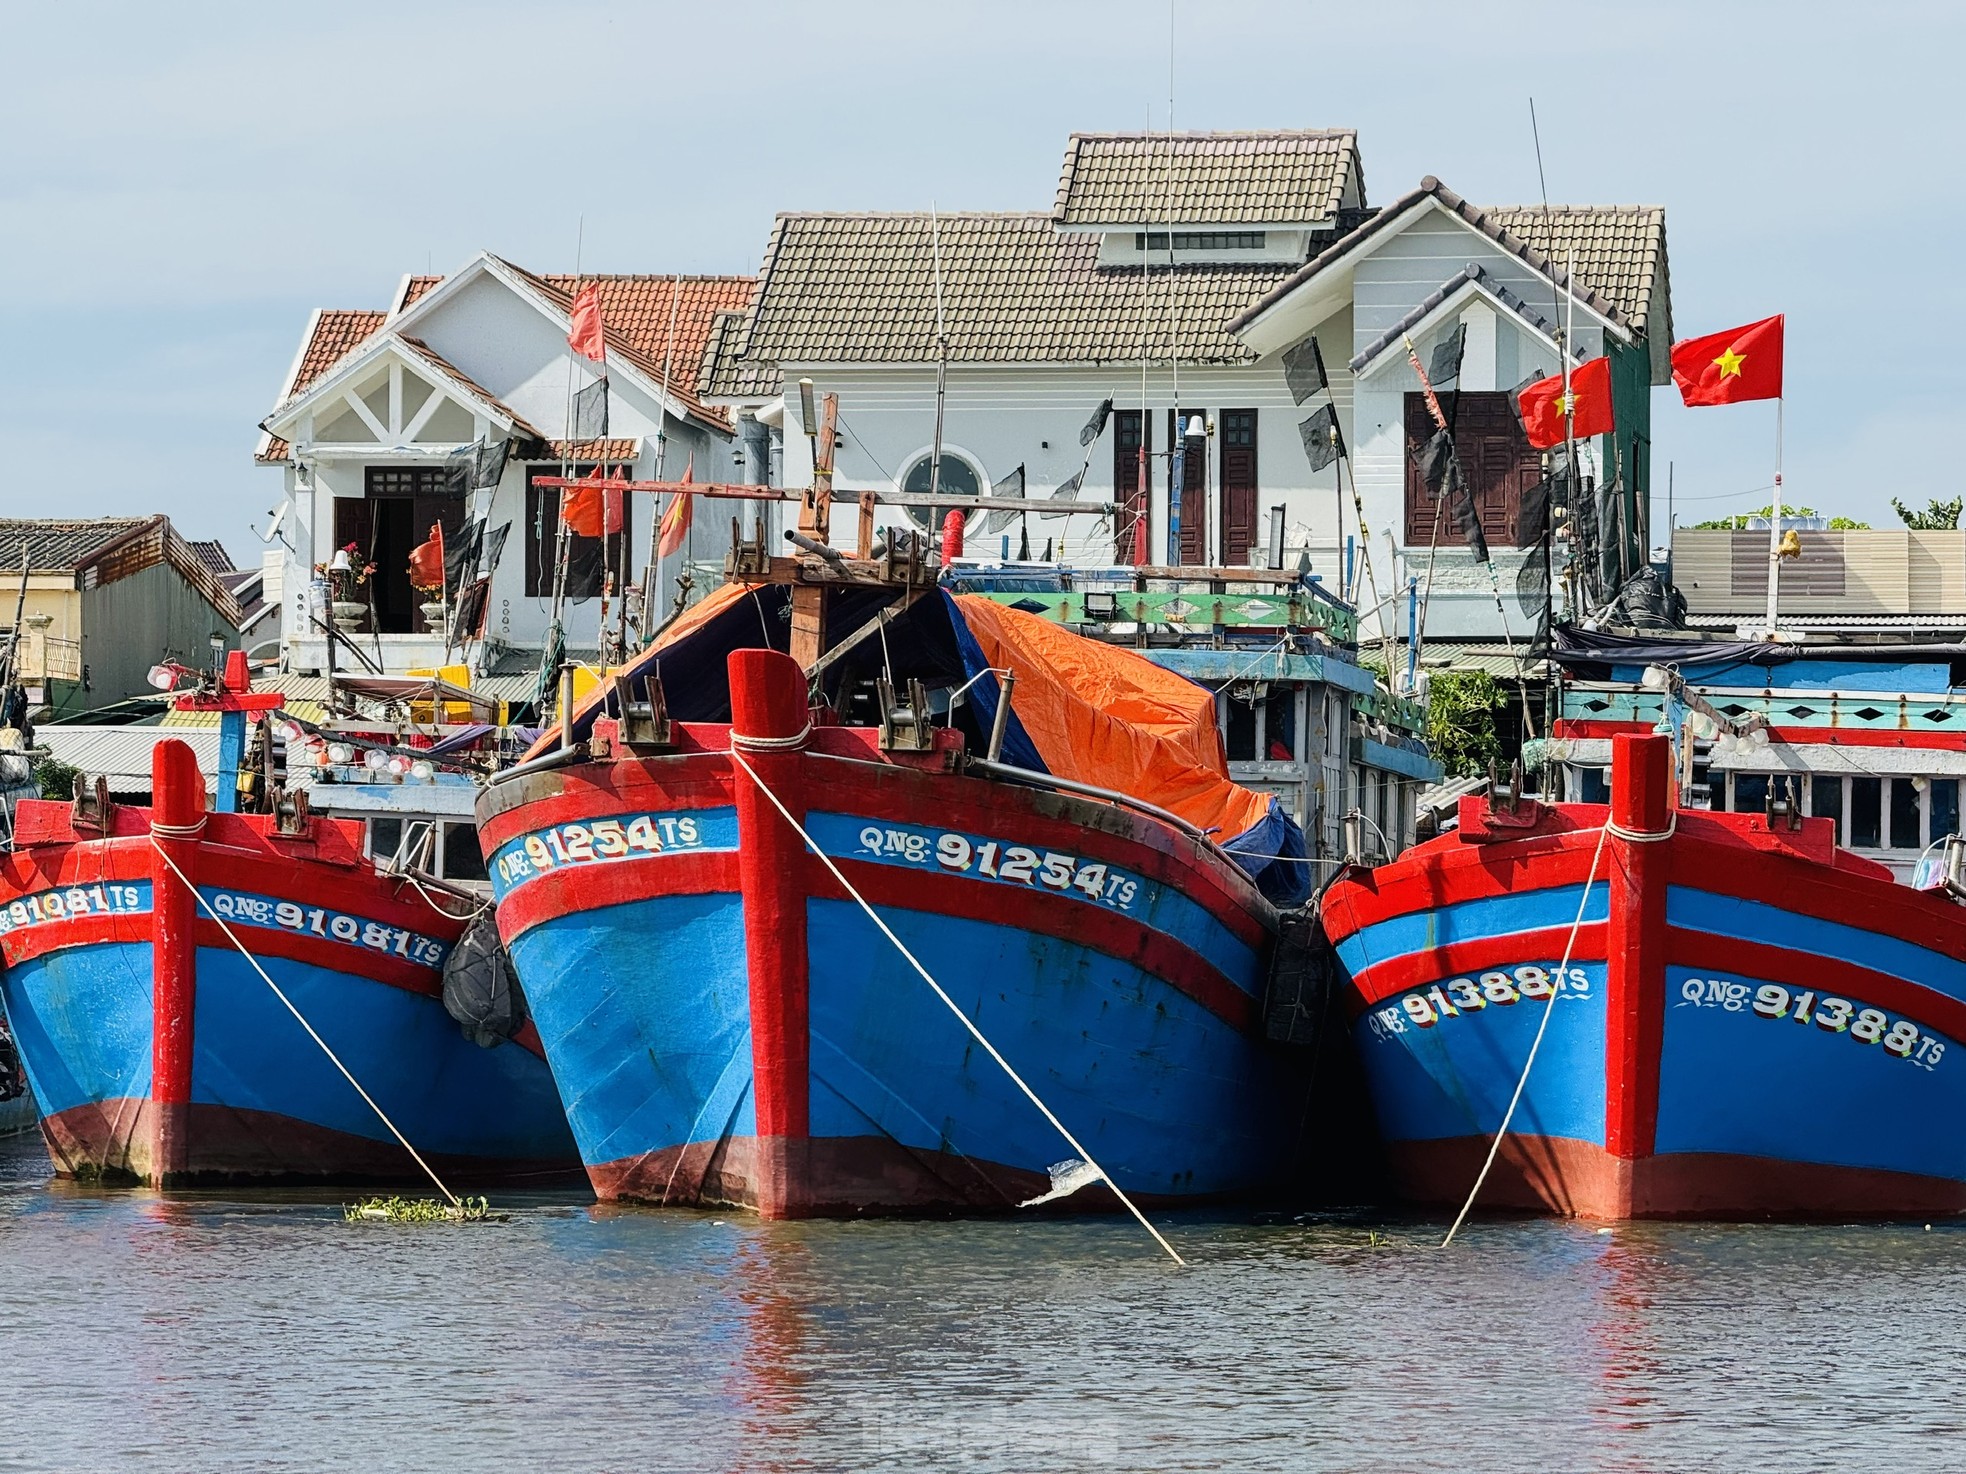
{"left": 1402, "top": 393, "right": 1540, "bottom": 548}
{"left": 523, "top": 466, "right": 634, "bottom": 600}
{"left": 899, "top": 453, "right": 983, "bottom": 531}
{"left": 1133, "top": 231, "right": 1267, "bottom": 252}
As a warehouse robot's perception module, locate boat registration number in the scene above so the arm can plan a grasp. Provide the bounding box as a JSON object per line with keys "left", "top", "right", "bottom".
{"left": 489, "top": 808, "right": 739, "bottom": 896}
{"left": 1365, "top": 963, "right": 1594, "bottom": 1040}
{"left": 1676, "top": 973, "right": 1947, "bottom": 1071}
{"left": 201, "top": 889, "right": 449, "bottom": 969}
{"left": 840, "top": 819, "right": 1143, "bottom": 913}
{"left": 0, "top": 882, "right": 149, "bottom": 936}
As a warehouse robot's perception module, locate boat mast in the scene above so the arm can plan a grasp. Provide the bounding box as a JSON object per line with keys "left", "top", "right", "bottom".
{"left": 926, "top": 206, "right": 948, "bottom": 549}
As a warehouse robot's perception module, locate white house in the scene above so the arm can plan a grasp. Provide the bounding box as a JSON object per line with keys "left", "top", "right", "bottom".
{"left": 704, "top": 132, "right": 1672, "bottom": 654}
{"left": 257, "top": 257, "right": 763, "bottom": 686}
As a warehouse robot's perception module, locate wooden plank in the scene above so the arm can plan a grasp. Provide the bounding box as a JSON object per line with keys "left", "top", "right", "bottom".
{"left": 806, "top": 393, "right": 839, "bottom": 543}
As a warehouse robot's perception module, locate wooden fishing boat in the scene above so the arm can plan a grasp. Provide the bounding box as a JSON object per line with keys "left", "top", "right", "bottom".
{"left": 1323, "top": 725, "right": 1966, "bottom": 1219}
{"left": 0, "top": 657, "right": 577, "bottom": 1186}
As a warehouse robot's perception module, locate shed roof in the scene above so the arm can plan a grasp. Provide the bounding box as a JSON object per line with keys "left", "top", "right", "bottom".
{"left": 1052, "top": 130, "right": 1360, "bottom": 227}
{"left": 734, "top": 212, "right": 1296, "bottom": 368}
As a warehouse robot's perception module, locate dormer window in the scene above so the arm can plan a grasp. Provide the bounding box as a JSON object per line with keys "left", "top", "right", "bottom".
{"left": 1133, "top": 231, "right": 1268, "bottom": 252}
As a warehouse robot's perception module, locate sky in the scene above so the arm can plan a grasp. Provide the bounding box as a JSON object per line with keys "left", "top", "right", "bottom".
{"left": 2, "top": 0, "right": 1959, "bottom": 556}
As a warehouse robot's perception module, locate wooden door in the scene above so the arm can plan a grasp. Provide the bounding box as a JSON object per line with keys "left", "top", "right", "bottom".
{"left": 1219, "top": 409, "right": 1258, "bottom": 566}
{"left": 1403, "top": 392, "right": 1537, "bottom": 548}
{"left": 1167, "top": 410, "right": 1208, "bottom": 565}
{"left": 1114, "top": 410, "right": 1152, "bottom": 566}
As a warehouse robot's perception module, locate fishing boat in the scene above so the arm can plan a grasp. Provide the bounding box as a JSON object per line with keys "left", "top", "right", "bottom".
{"left": 479, "top": 430, "right": 1335, "bottom": 1217}
{"left": 0, "top": 652, "right": 577, "bottom": 1186}
{"left": 1322, "top": 631, "right": 1966, "bottom": 1219}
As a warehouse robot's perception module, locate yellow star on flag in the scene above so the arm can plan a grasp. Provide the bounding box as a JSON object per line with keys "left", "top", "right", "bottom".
{"left": 1558, "top": 390, "right": 1579, "bottom": 415}
{"left": 1713, "top": 347, "right": 1746, "bottom": 378}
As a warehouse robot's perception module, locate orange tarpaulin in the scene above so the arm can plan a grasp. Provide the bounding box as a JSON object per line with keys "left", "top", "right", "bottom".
{"left": 951, "top": 594, "right": 1273, "bottom": 841}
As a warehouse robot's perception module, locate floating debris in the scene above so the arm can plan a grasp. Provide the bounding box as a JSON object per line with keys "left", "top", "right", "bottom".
{"left": 343, "top": 1195, "right": 503, "bottom": 1224}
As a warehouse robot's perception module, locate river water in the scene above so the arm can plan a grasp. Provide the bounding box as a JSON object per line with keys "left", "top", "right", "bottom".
{"left": 3, "top": 1132, "right": 1963, "bottom": 1472}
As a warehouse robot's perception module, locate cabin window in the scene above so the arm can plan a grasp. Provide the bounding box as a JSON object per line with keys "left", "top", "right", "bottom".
{"left": 368, "top": 816, "right": 404, "bottom": 865}
{"left": 1577, "top": 767, "right": 1609, "bottom": 805}
{"left": 1933, "top": 779, "right": 1960, "bottom": 842}
{"left": 1889, "top": 778, "right": 1922, "bottom": 850}
{"left": 443, "top": 822, "right": 488, "bottom": 882}
{"left": 1851, "top": 777, "right": 1883, "bottom": 849}
{"left": 1811, "top": 776, "right": 1844, "bottom": 845}
{"left": 1268, "top": 690, "right": 1297, "bottom": 761}
{"left": 1225, "top": 694, "right": 1258, "bottom": 760}
{"left": 1730, "top": 773, "right": 1768, "bottom": 812}
{"left": 523, "top": 466, "right": 635, "bottom": 600}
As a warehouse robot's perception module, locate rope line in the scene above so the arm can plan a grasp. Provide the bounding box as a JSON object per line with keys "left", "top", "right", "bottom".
{"left": 730, "top": 724, "right": 814, "bottom": 752}
{"left": 725, "top": 743, "right": 1186, "bottom": 1266}
{"left": 147, "top": 836, "right": 463, "bottom": 1208}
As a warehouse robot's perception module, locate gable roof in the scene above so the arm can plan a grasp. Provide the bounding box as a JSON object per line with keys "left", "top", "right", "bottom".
{"left": 260, "top": 267, "right": 757, "bottom": 463}
{"left": 1053, "top": 130, "right": 1360, "bottom": 228}
{"left": 1229, "top": 177, "right": 1668, "bottom": 340}
{"left": 1349, "top": 263, "right": 1584, "bottom": 376}
{"left": 731, "top": 211, "right": 1297, "bottom": 370}
{"left": 0, "top": 516, "right": 243, "bottom": 623}
{"left": 393, "top": 336, "right": 546, "bottom": 439}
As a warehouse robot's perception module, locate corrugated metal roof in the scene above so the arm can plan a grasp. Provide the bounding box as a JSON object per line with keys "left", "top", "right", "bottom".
{"left": 1418, "top": 642, "right": 1546, "bottom": 678}
{"left": 39, "top": 726, "right": 219, "bottom": 784}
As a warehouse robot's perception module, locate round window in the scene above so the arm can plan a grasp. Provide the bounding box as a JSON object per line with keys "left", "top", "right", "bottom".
{"left": 900, "top": 454, "right": 982, "bottom": 529}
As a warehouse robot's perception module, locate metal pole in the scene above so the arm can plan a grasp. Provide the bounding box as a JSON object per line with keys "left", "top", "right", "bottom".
{"left": 986, "top": 669, "right": 1016, "bottom": 762}
{"left": 1766, "top": 397, "right": 1784, "bottom": 636}
{"left": 927, "top": 207, "right": 948, "bottom": 542}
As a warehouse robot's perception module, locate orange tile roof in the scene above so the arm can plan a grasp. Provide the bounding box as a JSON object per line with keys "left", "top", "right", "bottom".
{"left": 400, "top": 275, "right": 444, "bottom": 308}
{"left": 258, "top": 308, "right": 388, "bottom": 462}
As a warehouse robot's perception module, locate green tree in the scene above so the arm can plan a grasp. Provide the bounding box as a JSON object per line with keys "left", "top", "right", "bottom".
{"left": 1891, "top": 497, "right": 1962, "bottom": 531}
{"left": 1424, "top": 669, "right": 1506, "bottom": 778}
{"left": 1690, "top": 505, "right": 1869, "bottom": 531}
{"left": 30, "top": 757, "right": 78, "bottom": 801}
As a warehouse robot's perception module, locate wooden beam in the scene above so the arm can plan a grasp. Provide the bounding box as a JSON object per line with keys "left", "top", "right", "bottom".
{"left": 789, "top": 393, "right": 840, "bottom": 667}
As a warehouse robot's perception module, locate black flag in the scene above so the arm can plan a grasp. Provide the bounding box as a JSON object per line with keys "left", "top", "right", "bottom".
{"left": 1449, "top": 463, "right": 1488, "bottom": 563}
{"left": 444, "top": 517, "right": 485, "bottom": 589}
{"left": 472, "top": 437, "right": 510, "bottom": 491}
{"left": 1420, "top": 427, "right": 1457, "bottom": 493}
{"left": 985, "top": 463, "right": 1026, "bottom": 534}
{"left": 1515, "top": 475, "right": 1553, "bottom": 546}
{"left": 1298, "top": 405, "right": 1344, "bottom": 471}
{"left": 1429, "top": 323, "right": 1467, "bottom": 388}
{"left": 1041, "top": 466, "right": 1085, "bottom": 521}
{"left": 441, "top": 443, "right": 473, "bottom": 496}
{"left": 571, "top": 377, "right": 609, "bottom": 439}
{"left": 1280, "top": 335, "right": 1329, "bottom": 406}
{"left": 1017, "top": 525, "right": 1030, "bottom": 560}
{"left": 1079, "top": 398, "right": 1113, "bottom": 448}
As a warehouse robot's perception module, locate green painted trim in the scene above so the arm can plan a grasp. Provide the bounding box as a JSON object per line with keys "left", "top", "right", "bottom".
{"left": 1563, "top": 688, "right": 1966, "bottom": 735}
{"left": 969, "top": 589, "right": 1359, "bottom": 643}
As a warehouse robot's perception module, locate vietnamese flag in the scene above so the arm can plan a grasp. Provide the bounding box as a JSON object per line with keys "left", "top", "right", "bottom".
{"left": 561, "top": 464, "right": 625, "bottom": 538}
{"left": 407, "top": 522, "right": 444, "bottom": 590}
{"left": 657, "top": 456, "right": 694, "bottom": 558}
{"left": 1671, "top": 314, "right": 1783, "bottom": 406}
{"left": 567, "top": 282, "right": 607, "bottom": 363}
{"left": 1516, "top": 356, "right": 1615, "bottom": 450}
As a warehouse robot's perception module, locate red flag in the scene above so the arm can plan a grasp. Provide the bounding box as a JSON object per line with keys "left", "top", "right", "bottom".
{"left": 567, "top": 283, "right": 607, "bottom": 363}
{"left": 1671, "top": 314, "right": 1783, "bottom": 406}
{"left": 562, "top": 464, "right": 626, "bottom": 538}
{"left": 1516, "top": 356, "right": 1616, "bottom": 450}
{"left": 408, "top": 522, "right": 445, "bottom": 590}
{"left": 657, "top": 457, "right": 694, "bottom": 558}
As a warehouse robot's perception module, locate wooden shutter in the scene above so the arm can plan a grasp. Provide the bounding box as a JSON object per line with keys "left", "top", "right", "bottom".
{"left": 1403, "top": 392, "right": 1536, "bottom": 548}
{"left": 1114, "top": 410, "right": 1152, "bottom": 566}
{"left": 1219, "top": 409, "right": 1258, "bottom": 566}
{"left": 1167, "top": 410, "right": 1207, "bottom": 564}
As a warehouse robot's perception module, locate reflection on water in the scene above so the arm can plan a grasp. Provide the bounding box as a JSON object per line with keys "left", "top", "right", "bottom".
{"left": 5, "top": 1135, "right": 1966, "bottom": 1471}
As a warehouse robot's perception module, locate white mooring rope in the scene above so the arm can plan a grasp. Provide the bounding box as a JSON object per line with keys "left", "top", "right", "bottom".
{"left": 148, "top": 837, "right": 463, "bottom": 1208}
{"left": 1438, "top": 810, "right": 1676, "bottom": 1248}
{"left": 725, "top": 744, "right": 1186, "bottom": 1266}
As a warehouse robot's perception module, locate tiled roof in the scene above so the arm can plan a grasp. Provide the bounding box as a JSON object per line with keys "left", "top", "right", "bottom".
{"left": 1484, "top": 204, "right": 1671, "bottom": 341}
{"left": 0, "top": 517, "right": 153, "bottom": 573}
{"left": 187, "top": 539, "right": 236, "bottom": 574}
{"left": 512, "top": 439, "right": 642, "bottom": 463}
{"left": 733, "top": 212, "right": 1296, "bottom": 367}
{"left": 1231, "top": 178, "right": 1669, "bottom": 339}
{"left": 517, "top": 267, "right": 756, "bottom": 428}
{"left": 399, "top": 275, "right": 444, "bottom": 309}
{"left": 258, "top": 308, "right": 388, "bottom": 462}
{"left": 1053, "top": 131, "right": 1360, "bottom": 227}
{"left": 395, "top": 336, "right": 546, "bottom": 439}
{"left": 700, "top": 308, "right": 782, "bottom": 400}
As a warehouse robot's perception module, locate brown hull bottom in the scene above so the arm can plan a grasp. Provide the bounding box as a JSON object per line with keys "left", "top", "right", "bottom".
{"left": 1390, "top": 1135, "right": 1966, "bottom": 1221}
{"left": 42, "top": 1099, "right": 583, "bottom": 1190}
{"left": 588, "top": 1133, "right": 1194, "bottom": 1219}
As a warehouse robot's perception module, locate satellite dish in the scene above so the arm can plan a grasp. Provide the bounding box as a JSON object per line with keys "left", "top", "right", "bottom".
{"left": 257, "top": 504, "right": 290, "bottom": 545}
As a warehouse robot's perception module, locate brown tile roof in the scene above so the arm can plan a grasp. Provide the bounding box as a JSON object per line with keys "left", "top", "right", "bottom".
{"left": 187, "top": 539, "right": 236, "bottom": 574}
{"left": 1053, "top": 130, "right": 1360, "bottom": 227}
{"left": 733, "top": 212, "right": 1296, "bottom": 369}
{"left": 0, "top": 517, "right": 154, "bottom": 574}
{"left": 1483, "top": 204, "right": 1671, "bottom": 341}
{"left": 511, "top": 267, "right": 757, "bottom": 428}
{"left": 699, "top": 308, "right": 781, "bottom": 400}
{"left": 399, "top": 275, "right": 444, "bottom": 309}
{"left": 258, "top": 307, "right": 389, "bottom": 462}
{"left": 394, "top": 336, "right": 547, "bottom": 439}
{"left": 1230, "top": 177, "right": 1670, "bottom": 340}
{"left": 513, "top": 439, "right": 641, "bottom": 463}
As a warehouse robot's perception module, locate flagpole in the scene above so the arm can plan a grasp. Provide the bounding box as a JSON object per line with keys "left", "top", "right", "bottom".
{"left": 1766, "top": 395, "right": 1784, "bottom": 637}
